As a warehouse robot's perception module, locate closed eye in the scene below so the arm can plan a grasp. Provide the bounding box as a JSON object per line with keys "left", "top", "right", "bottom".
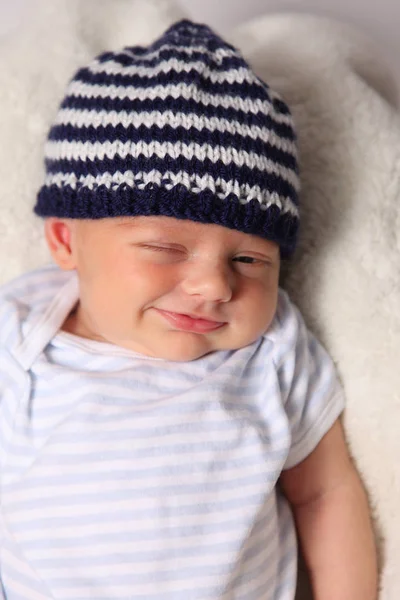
{"left": 233, "top": 256, "right": 264, "bottom": 264}
{"left": 142, "top": 245, "right": 181, "bottom": 253}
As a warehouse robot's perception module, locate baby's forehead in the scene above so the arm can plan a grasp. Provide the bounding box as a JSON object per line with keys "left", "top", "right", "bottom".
{"left": 107, "top": 216, "right": 279, "bottom": 255}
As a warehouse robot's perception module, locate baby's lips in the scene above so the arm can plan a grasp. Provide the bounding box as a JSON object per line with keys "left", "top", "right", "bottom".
{"left": 154, "top": 309, "right": 226, "bottom": 332}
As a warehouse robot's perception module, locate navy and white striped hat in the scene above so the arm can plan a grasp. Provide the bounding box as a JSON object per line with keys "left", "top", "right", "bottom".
{"left": 34, "top": 19, "right": 300, "bottom": 256}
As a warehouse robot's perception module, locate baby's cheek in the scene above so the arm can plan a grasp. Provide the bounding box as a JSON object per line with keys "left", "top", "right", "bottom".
{"left": 236, "top": 288, "right": 276, "bottom": 333}
{"left": 136, "top": 263, "right": 182, "bottom": 293}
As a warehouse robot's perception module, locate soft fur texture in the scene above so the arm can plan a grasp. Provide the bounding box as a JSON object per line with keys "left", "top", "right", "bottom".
{"left": 0, "top": 1, "right": 399, "bottom": 598}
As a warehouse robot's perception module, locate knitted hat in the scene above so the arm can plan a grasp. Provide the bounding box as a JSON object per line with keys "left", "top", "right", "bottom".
{"left": 34, "top": 19, "right": 300, "bottom": 256}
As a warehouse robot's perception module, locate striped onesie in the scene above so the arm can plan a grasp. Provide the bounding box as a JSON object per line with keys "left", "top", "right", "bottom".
{"left": 0, "top": 264, "right": 344, "bottom": 599}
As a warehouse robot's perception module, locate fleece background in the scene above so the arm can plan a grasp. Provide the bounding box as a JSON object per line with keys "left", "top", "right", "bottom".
{"left": 0, "top": 1, "right": 399, "bottom": 597}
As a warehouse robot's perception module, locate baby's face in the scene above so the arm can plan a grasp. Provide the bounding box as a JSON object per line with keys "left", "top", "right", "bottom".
{"left": 49, "top": 216, "right": 280, "bottom": 361}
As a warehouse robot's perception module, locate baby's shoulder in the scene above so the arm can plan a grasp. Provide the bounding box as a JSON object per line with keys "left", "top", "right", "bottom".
{"left": 262, "top": 288, "right": 336, "bottom": 383}
{"left": 0, "top": 264, "right": 69, "bottom": 349}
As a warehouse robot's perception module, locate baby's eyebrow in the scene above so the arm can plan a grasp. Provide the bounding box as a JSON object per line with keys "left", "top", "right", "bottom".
{"left": 114, "top": 218, "right": 176, "bottom": 231}
{"left": 114, "top": 219, "right": 137, "bottom": 228}
{"left": 114, "top": 221, "right": 183, "bottom": 239}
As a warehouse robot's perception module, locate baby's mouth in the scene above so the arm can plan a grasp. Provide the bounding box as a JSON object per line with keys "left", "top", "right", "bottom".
{"left": 154, "top": 309, "right": 226, "bottom": 333}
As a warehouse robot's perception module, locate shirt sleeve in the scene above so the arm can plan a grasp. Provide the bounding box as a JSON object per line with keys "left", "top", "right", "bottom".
{"left": 270, "top": 289, "right": 345, "bottom": 470}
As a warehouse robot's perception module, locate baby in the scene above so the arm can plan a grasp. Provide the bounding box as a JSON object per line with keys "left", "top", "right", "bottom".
{"left": 0, "top": 19, "right": 377, "bottom": 600}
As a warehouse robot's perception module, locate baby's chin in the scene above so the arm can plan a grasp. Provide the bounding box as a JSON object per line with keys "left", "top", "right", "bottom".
{"left": 66, "top": 319, "right": 225, "bottom": 361}
{"left": 116, "top": 335, "right": 223, "bottom": 362}
{"left": 108, "top": 321, "right": 269, "bottom": 361}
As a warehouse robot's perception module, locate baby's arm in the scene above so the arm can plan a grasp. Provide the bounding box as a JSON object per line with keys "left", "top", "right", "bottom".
{"left": 279, "top": 418, "right": 378, "bottom": 600}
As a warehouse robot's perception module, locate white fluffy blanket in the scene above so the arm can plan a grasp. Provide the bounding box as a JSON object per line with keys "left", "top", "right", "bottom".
{"left": 1, "top": 1, "right": 399, "bottom": 598}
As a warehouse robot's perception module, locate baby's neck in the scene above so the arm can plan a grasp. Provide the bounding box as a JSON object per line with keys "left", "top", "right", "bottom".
{"left": 60, "top": 306, "right": 79, "bottom": 336}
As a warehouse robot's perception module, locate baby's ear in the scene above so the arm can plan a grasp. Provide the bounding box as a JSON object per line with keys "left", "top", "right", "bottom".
{"left": 44, "top": 218, "right": 77, "bottom": 270}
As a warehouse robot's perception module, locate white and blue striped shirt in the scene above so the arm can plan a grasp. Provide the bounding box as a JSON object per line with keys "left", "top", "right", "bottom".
{"left": 0, "top": 264, "right": 344, "bottom": 600}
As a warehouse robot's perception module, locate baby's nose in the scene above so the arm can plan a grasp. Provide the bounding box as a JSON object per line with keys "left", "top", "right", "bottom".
{"left": 180, "top": 262, "right": 234, "bottom": 303}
